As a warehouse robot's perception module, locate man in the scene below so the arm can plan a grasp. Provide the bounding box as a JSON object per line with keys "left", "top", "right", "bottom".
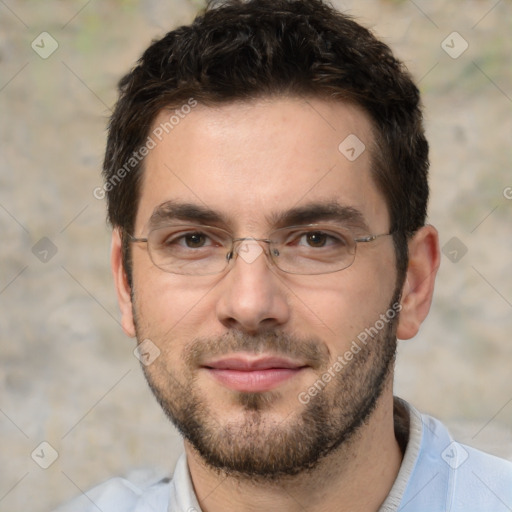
{"left": 58, "top": 0, "right": 512, "bottom": 510}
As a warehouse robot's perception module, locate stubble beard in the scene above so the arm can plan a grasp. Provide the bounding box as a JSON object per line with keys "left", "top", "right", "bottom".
{"left": 134, "top": 289, "right": 400, "bottom": 483}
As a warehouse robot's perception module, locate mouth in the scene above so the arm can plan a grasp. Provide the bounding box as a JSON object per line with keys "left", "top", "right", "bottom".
{"left": 201, "top": 355, "right": 309, "bottom": 392}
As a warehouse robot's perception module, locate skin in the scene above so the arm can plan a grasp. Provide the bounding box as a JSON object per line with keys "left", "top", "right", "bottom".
{"left": 111, "top": 97, "right": 440, "bottom": 512}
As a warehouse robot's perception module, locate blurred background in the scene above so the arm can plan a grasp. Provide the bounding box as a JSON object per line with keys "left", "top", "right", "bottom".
{"left": 0, "top": 0, "right": 511, "bottom": 510}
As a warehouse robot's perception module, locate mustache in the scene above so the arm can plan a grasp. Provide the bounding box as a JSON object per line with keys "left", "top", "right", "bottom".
{"left": 184, "top": 330, "right": 330, "bottom": 370}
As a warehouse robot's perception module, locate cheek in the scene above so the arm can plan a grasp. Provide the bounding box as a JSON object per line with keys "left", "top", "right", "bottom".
{"left": 132, "top": 261, "right": 221, "bottom": 343}
{"left": 289, "top": 260, "right": 396, "bottom": 347}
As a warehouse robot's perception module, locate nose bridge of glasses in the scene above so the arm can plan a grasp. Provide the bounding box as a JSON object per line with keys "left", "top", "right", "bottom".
{"left": 230, "top": 237, "right": 273, "bottom": 266}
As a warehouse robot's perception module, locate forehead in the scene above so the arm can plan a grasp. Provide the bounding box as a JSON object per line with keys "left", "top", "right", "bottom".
{"left": 135, "top": 97, "right": 388, "bottom": 233}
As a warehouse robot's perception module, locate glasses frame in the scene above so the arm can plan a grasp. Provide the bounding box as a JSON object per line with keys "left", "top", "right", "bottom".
{"left": 126, "top": 223, "right": 395, "bottom": 276}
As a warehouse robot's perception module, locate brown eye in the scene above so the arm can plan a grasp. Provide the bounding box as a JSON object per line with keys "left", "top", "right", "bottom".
{"left": 184, "top": 233, "right": 207, "bottom": 248}
{"left": 293, "top": 230, "right": 346, "bottom": 249}
{"left": 306, "top": 232, "right": 328, "bottom": 247}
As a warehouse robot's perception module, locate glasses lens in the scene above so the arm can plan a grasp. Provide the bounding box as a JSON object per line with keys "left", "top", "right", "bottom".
{"left": 144, "top": 224, "right": 358, "bottom": 275}
{"left": 270, "top": 225, "right": 356, "bottom": 274}
{"left": 147, "top": 225, "right": 230, "bottom": 275}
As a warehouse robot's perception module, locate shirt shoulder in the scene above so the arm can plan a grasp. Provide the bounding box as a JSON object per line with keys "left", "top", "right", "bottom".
{"left": 53, "top": 453, "right": 200, "bottom": 512}
{"left": 53, "top": 474, "right": 171, "bottom": 512}
{"left": 448, "top": 443, "right": 512, "bottom": 511}
{"left": 399, "top": 405, "right": 512, "bottom": 512}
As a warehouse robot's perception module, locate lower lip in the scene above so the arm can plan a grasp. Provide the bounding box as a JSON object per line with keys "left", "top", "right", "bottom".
{"left": 205, "top": 368, "right": 304, "bottom": 392}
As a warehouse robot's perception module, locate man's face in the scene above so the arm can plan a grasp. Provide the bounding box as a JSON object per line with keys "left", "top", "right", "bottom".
{"left": 124, "top": 97, "right": 400, "bottom": 479}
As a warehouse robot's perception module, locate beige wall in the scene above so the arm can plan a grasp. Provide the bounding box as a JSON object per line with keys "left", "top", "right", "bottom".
{"left": 1, "top": 1, "right": 511, "bottom": 510}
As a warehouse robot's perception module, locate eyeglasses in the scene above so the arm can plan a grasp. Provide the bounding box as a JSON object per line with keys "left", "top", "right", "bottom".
{"left": 127, "top": 223, "right": 394, "bottom": 276}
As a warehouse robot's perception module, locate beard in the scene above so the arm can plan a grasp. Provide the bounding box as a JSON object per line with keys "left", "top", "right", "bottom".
{"left": 133, "top": 289, "right": 400, "bottom": 482}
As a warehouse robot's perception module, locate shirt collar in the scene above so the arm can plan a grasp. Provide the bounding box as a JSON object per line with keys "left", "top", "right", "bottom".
{"left": 168, "top": 451, "right": 203, "bottom": 512}
{"left": 378, "top": 397, "right": 424, "bottom": 511}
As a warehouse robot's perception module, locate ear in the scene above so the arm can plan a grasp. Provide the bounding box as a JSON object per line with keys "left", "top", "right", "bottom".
{"left": 396, "top": 225, "right": 440, "bottom": 340}
{"left": 111, "top": 228, "right": 136, "bottom": 338}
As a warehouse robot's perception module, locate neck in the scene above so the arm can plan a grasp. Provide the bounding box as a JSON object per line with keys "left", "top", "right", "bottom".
{"left": 185, "top": 385, "right": 402, "bottom": 512}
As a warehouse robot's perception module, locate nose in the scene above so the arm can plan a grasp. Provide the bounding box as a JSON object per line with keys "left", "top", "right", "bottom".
{"left": 215, "top": 239, "right": 290, "bottom": 334}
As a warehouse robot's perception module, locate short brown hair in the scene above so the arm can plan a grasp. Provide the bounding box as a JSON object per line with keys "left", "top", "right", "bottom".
{"left": 103, "top": 0, "right": 429, "bottom": 285}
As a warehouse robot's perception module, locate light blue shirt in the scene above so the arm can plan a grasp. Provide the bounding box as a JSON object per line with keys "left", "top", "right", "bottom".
{"left": 54, "top": 399, "right": 512, "bottom": 512}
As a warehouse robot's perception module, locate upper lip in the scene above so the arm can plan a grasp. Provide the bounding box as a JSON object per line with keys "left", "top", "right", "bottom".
{"left": 202, "top": 355, "right": 307, "bottom": 371}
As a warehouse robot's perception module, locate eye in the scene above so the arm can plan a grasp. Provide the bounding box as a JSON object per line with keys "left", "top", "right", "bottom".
{"left": 180, "top": 232, "right": 209, "bottom": 248}
{"left": 158, "top": 228, "right": 220, "bottom": 250}
{"left": 302, "top": 232, "right": 329, "bottom": 248}
{"left": 294, "top": 230, "right": 348, "bottom": 248}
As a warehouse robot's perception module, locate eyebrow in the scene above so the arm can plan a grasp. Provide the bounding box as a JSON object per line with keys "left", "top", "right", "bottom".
{"left": 146, "top": 200, "right": 370, "bottom": 233}
{"left": 147, "top": 201, "right": 228, "bottom": 230}
{"left": 268, "top": 201, "right": 371, "bottom": 232}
